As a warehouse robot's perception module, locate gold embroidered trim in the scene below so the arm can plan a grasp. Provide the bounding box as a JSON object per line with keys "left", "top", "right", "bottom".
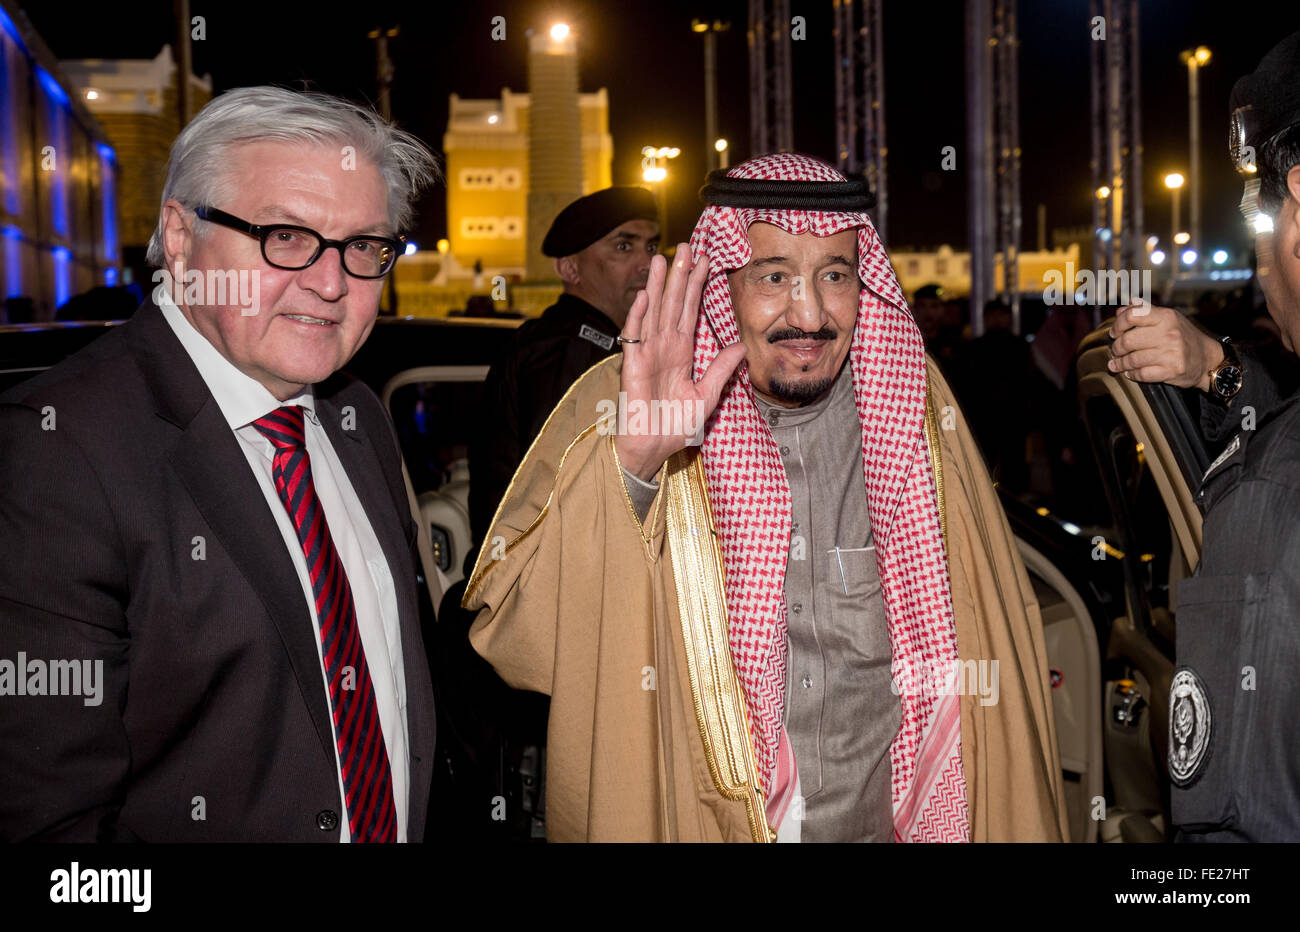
{"left": 663, "top": 449, "right": 773, "bottom": 843}
{"left": 608, "top": 434, "right": 665, "bottom": 543}
{"left": 462, "top": 355, "right": 622, "bottom": 607}
{"left": 924, "top": 386, "right": 948, "bottom": 555}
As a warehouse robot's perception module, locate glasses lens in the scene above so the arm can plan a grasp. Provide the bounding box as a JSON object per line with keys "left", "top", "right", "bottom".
{"left": 263, "top": 228, "right": 322, "bottom": 269}
{"left": 343, "top": 238, "right": 398, "bottom": 278}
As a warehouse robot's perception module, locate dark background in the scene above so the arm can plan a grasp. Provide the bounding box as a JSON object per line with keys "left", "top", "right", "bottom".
{"left": 26, "top": 0, "right": 1299, "bottom": 257}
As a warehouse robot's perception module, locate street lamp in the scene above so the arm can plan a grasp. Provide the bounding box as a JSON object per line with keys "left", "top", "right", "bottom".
{"left": 692, "top": 19, "right": 731, "bottom": 171}
{"left": 550, "top": 23, "right": 570, "bottom": 41}
{"left": 1164, "top": 172, "right": 1185, "bottom": 285}
{"left": 715, "top": 137, "right": 729, "bottom": 170}
{"left": 642, "top": 145, "right": 681, "bottom": 241}
{"left": 1180, "top": 46, "right": 1211, "bottom": 268}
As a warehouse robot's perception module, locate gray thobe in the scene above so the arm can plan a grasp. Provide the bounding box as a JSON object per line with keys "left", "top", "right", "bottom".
{"left": 623, "top": 365, "right": 898, "bottom": 842}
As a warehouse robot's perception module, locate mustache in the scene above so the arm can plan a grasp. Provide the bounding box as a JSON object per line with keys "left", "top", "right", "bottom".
{"left": 768, "top": 327, "right": 836, "bottom": 344}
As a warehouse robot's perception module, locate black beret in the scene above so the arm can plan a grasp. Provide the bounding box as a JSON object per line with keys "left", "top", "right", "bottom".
{"left": 1230, "top": 32, "right": 1300, "bottom": 166}
{"left": 541, "top": 186, "right": 659, "bottom": 258}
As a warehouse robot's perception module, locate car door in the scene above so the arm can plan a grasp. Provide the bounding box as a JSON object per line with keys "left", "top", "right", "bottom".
{"left": 1069, "top": 322, "right": 1206, "bottom": 841}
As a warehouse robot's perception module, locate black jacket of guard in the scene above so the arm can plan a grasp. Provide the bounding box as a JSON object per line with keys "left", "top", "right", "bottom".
{"left": 1174, "top": 349, "right": 1300, "bottom": 841}
{"left": 467, "top": 292, "right": 620, "bottom": 550}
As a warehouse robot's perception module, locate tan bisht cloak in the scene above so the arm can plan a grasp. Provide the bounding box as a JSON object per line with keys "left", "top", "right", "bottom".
{"left": 463, "top": 353, "right": 1069, "bottom": 842}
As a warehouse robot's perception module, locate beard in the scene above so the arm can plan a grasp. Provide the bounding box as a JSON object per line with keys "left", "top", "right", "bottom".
{"left": 765, "top": 373, "right": 834, "bottom": 405}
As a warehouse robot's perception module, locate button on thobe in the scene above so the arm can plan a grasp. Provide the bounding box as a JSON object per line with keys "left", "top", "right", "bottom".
{"left": 755, "top": 365, "right": 900, "bottom": 843}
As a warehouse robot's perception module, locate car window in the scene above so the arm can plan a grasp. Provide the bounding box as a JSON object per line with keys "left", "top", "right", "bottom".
{"left": 381, "top": 366, "right": 489, "bottom": 495}
{"left": 1084, "top": 394, "right": 1177, "bottom": 656}
{"left": 388, "top": 379, "right": 481, "bottom": 495}
{"left": 381, "top": 365, "right": 489, "bottom": 580}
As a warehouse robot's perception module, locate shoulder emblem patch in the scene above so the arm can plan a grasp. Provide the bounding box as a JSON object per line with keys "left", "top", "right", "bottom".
{"left": 1201, "top": 434, "right": 1241, "bottom": 484}
{"left": 1168, "top": 666, "right": 1213, "bottom": 787}
{"left": 578, "top": 324, "right": 615, "bottom": 351}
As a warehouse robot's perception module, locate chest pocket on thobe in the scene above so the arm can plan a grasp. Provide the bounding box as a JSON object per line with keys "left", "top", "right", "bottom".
{"left": 787, "top": 543, "right": 897, "bottom": 801}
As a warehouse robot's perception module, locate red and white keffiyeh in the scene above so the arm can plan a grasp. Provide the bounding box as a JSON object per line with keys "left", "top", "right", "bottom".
{"left": 686, "top": 153, "right": 969, "bottom": 842}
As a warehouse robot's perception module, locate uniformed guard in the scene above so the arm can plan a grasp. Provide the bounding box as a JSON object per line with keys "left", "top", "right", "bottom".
{"left": 468, "top": 186, "right": 660, "bottom": 548}
{"left": 1115, "top": 31, "right": 1300, "bottom": 842}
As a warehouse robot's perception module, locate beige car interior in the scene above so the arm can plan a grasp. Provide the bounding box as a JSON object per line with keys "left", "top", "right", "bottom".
{"left": 1033, "top": 326, "right": 1201, "bottom": 842}
{"left": 383, "top": 366, "right": 488, "bottom": 617}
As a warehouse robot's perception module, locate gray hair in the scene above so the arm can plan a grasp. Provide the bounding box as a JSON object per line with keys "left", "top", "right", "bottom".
{"left": 145, "top": 85, "right": 439, "bottom": 266}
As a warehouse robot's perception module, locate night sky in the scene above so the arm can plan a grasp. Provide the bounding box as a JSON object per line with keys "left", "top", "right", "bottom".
{"left": 25, "top": 0, "right": 1300, "bottom": 260}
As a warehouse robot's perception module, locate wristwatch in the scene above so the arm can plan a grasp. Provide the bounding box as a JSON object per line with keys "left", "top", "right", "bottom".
{"left": 1208, "top": 336, "right": 1243, "bottom": 402}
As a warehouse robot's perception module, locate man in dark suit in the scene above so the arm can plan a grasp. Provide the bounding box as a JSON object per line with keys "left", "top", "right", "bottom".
{"left": 0, "top": 86, "right": 439, "bottom": 842}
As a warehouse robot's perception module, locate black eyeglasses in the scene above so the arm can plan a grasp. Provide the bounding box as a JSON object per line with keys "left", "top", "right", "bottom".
{"left": 194, "top": 205, "right": 405, "bottom": 279}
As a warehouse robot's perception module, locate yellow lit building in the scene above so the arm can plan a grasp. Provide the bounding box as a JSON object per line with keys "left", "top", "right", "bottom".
{"left": 889, "top": 243, "right": 1083, "bottom": 299}
{"left": 441, "top": 87, "right": 612, "bottom": 278}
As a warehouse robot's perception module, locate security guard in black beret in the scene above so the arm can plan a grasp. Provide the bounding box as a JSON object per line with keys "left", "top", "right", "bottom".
{"left": 469, "top": 186, "right": 659, "bottom": 549}
{"left": 1168, "top": 31, "right": 1300, "bottom": 842}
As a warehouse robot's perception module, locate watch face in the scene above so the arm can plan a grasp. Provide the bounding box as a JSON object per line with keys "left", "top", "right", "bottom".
{"left": 1213, "top": 364, "right": 1243, "bottom": 398}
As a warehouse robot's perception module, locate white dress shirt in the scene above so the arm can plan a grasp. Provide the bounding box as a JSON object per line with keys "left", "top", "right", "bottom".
{"left": 159, "top": 295, "right": 409, "bottom": 842}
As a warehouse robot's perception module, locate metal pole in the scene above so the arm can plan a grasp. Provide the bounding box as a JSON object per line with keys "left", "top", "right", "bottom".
{"left": 704, "top": 29, "right": 717, "bottom": 171}
{"left": 372, "top": 28, "right": 396, "bottom": 120}
{"left": 1188, "top": 58, "right": 1200, "bottom": 270}
{"left": 1128, "top": 0, "right": 1144, "bottom": 270}
{"left": 774, "top": 0, "right": 793, "bottom": 151}
{"left": 870, "top": 0, "right": 887, "bottom": 245}
{"left": 834, "top": 0, "right": 850, "bottom": 170}
{"left": 1170, "top": 187, "right": 1180, "bottom": 291}
{"left": 966, "top": 0, "right": 993, "bottom": 336}
{"left": 1003, "top": 0, "right": 1020, "bottom": 332}
{"left": 371, "top": 26, "right": 399, "bottom": 312}
{"left": 658, "top": 179, "right": 669, "bottom": 248}
{"left": 175, "top": 0, "right": 192, "bottom": 127}
{"left": 748, "top": 0, "right": 767, "bottom": 156}
{"left": 1089, "top": 0, "right": 1104, "bottom": 299}
{"left": 1105, "top": 0, "right": 1121, "bottom": 275}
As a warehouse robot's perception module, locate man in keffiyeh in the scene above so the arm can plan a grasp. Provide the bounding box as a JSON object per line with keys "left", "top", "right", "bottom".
{"left": 464, "top": 153, "right": 1069, "bottom": 842}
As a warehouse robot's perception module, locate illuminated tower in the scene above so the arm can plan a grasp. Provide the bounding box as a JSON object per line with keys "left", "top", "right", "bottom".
{"left": 525, "top": 23, "right": 583, "bottom": 280}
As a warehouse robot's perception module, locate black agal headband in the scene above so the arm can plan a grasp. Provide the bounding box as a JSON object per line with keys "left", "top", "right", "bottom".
{"left": 698, "top": 169, "right": 877, "bottom": 210}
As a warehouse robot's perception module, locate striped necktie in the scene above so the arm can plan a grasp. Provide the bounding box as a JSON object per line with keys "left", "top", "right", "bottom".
{"left": 253, "top": 405, "right": 397, "bottom": 843}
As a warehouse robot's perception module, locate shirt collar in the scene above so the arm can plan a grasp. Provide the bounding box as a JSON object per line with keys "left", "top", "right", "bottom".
{"left": 157, "top": 290, "right": 314, "bottom": 430}
{"left": 752, "top": 355, "right": 853, "bottom": 428}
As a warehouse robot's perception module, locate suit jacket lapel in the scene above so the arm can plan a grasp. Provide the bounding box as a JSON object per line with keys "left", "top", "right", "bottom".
{"left": 126, "top": 303, "right": 342, "bottom": 773}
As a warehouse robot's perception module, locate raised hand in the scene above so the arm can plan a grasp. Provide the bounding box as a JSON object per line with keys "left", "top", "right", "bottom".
{"left": 613, "top": 242, "right": 748, "bottom": 481}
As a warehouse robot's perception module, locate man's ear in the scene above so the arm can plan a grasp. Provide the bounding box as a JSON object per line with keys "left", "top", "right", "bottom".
{"left": 1286, "top": 166, "right": 1300, "bottom": 232}
{"left": 555, "top": 254, "right": 580, "bottom": 286}
{"left": 160, "top": 199, "right": 195, "bottom": 275}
